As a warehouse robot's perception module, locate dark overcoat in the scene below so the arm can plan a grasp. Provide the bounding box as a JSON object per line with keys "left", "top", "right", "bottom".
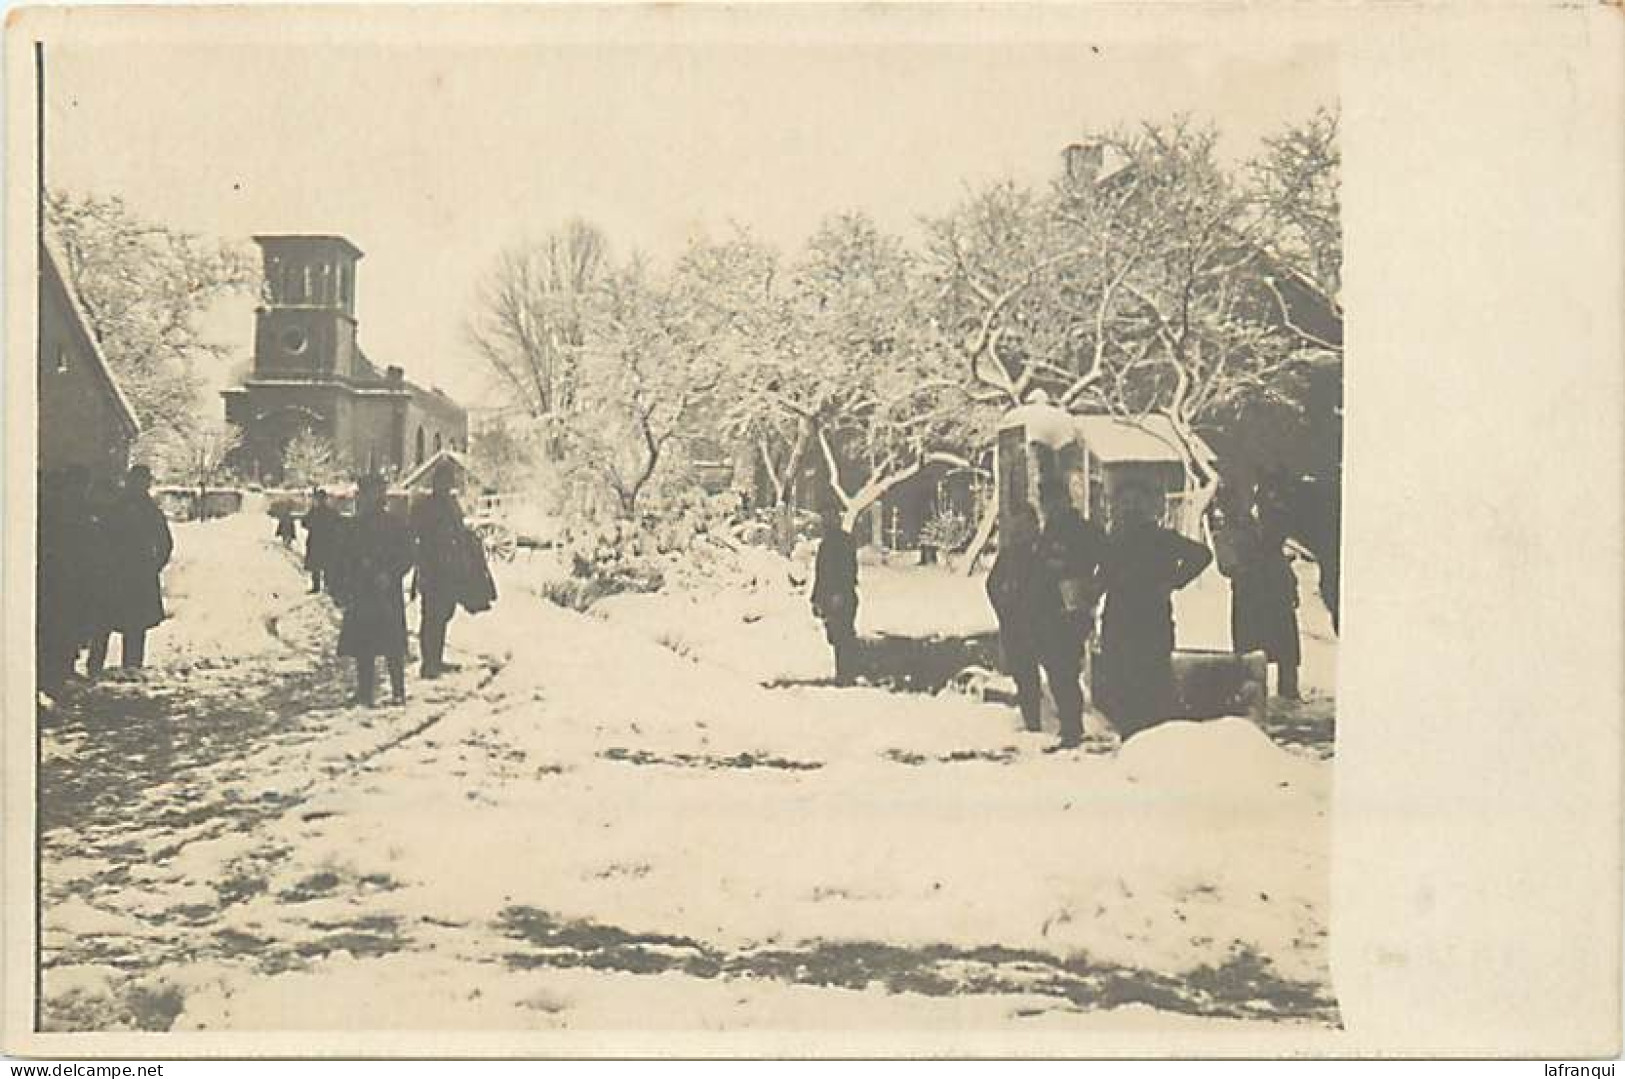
{"left": 1036, "top": 507, "right": 1106, "bottom": 638}
{"left": 1095, "top": 522, "right": 1212, "bottom": 730}
{"left": 82, "top": 496, "right": 122, "bottom": 636}
{"left": 37, "top": 484, "right": 94, "bottom": 653}
{"left": 811, "top": 527, "right": 859, "bottom": 643}
{"left": 410, "top": 493, "right": 466, "bottom": 601}
{"left": 987, "top": 534, "right": 1052, "bottom": 667}
{"left": 1215, "top": 519, "right": 1300, "bottom": 666}
{"left": 103, "top": 491, "right": 174, "bottom": 634}
{"left": 303, "top": 503, "right": 342, "bottom": 572}
{"left": 335, "top": 508, "right": 414, "bottom": 659}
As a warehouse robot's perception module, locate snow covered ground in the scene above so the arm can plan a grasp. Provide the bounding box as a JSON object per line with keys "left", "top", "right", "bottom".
{"left": 37, "top": 507, "right": 1338, "bottom": 1035}
{"left": 589, "top": 543, "right": 1337, "bottom": 730}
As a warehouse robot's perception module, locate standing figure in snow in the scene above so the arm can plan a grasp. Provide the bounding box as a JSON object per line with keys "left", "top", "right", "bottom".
{"left": 987, "top": 489, "right": 1107, "bottom": 748}
{"left": 336, "top": 474, "right": 414, "bottom": 707}
{"left": 1037, "top": 485, "right": 1108, "bottom": 747}
{"left": 101, "top": 464, "right": 174, "bottom": 671}
{"left": 1213, "top": 486, "right": 1301, "bottom": 701}
{"left": 274, "top": 505, "right": 297, "bottom": 547}
{"left": 1095, "top": 479, "right": 1212, "bottom": 737}
{"left": 409, "top": 470, "right": 467, "bottom": 680}
{"left": 82, "top": 476, "right": 123, "bottom": 680}
{"left": 302, "top": 487, "right": 340, "bottom": 594}
{"left": 811, "top": 502, "right": 860, "bottom": 686}
{"left": 36, "top": 466, "right": 93, "bottom": 695}
{"left": 985, "top": 498, "right": 1097, "bottom": 747}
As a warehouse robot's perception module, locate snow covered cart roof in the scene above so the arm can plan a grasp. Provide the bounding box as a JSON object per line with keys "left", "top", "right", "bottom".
{"left": 398, "top": 448, "right": 479, "bottom": 491}
{"left": 1072, "top": 414, "right": 1191, "bottom": 464}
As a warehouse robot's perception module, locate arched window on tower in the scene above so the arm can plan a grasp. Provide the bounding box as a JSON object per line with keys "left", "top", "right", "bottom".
{"left": 415, "top": 427, "right": 426, "bottom": 466}
{"left": 434, "top": 432, "right": 443, "bottom": 454}
{"left": 265, "top": 256, "right": 283, "bottom": 304}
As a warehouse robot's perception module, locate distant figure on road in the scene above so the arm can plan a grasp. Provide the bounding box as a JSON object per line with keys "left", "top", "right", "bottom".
{"left": 811, "top": 503, "right": 860, "bottom": 686}
{"left": 302, "top": 488, "right": 341, "bottom": 595}
{"left": 102, "top": 464, "right": 174, "bottom": 671}
{"left": 410, "top": 470, "right": 469, "bottom": 680}
{"left": 274, "top": 505, "right": 297, "bottom": 547}
{"left": 1095, "top": 480, "right": 1212, "bottom": 738}
{"left": 336, "top": 474, "right": 414, "bottom": 707}
{"left": 1213, "top": 487, "right": 1301, "bottom": 701}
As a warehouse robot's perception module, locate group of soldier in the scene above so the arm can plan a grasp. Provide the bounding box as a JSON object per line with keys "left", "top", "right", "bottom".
{"left": 36, "top": 463, "right": 174, "bottom": 697}
{"left": 41, "top": 451, "right": 1298, "bottom": 741}
{"left": 809, "top": 477, "right": 1303, "bottom": 751}
{"left": 35, "top": 462, "right": 496, "bottom": 711}
{"left": 294, "top": 470, "right": 497, "bottom": 708}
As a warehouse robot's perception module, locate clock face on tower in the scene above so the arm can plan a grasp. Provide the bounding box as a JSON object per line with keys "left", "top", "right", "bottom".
{"left": 281, "top": 327, "right": 309, "bottom": 356}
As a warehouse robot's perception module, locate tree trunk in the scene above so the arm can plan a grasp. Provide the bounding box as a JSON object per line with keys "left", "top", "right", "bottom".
{"left": 773, "top": 501, "right": 796, "bottom": 556}
{"left": 958, "top": 457, "right": 999, "bottom": 576}
{"left": 773, "top": 420, "right": 814, "bottom": 556}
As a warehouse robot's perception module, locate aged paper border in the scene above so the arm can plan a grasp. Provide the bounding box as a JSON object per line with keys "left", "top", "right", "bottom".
{"left": 4, "top": 1, "right": 1623, "bottom": 1058}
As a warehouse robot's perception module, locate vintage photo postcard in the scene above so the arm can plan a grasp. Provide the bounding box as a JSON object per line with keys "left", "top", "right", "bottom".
{"left": 4, "top": 2, "right": 1621, "bottom": 1060}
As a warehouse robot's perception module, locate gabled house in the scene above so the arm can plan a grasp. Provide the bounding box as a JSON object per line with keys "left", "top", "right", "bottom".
{"left": 38, "top": 238, "right": 141, "bottom": 480}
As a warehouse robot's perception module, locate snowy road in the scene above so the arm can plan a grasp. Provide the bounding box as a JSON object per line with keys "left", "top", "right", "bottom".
{"left": 37, "top": 510, "right": 1338, "bottom": 1035}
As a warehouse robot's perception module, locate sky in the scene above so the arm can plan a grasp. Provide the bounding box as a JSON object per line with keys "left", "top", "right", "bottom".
{"left": 45, "top": 29, "right": 1335, "bottom": 410}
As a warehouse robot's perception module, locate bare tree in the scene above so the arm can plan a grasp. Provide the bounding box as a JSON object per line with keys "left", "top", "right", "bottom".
{"left": 145, "top": 421, "right": 245, "bottom": 519}
{"left": 47, "top": 190, "right": 259, "bottom": 437}
{"left": 562, "top": 259, "right": 721, "bottom": 519}
{"left": 731, "top": 213, "right": 992, "bottom": 537}
{"left": 1249, "top": 107, "right": 1343, "bottom": 349}
{"left": 466, "top": 219, "right": 609, "bottom": 421}
{"left": 929, "top": 117, "right": 1339, "bottom": 526}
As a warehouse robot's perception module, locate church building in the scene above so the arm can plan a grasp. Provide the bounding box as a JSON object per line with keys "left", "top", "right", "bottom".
{"left": 223, "top": 234, "right": 467, "bottom": 483}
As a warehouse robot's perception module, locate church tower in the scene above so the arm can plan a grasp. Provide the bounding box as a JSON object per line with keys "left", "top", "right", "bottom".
{"left": 251, "top": 235, "right": 363, "bottom": 380}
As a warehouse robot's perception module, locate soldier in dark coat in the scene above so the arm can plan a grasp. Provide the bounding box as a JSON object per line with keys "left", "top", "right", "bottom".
{"left": 36, "top": 466, "right": 93, "bottom": 695}
{"left": 302, "top": 488, "right": 341, "bottom": 594}
{"left": 336, "top": 474, "right": 414, "bottom": 707}
{"left": 101, "top": 464, "right": 174, "bottom": 670}
{"left": 409, "top": 470, "right": 467, "bottom": 680}
{"left": 82, "top": 476, "right": 123, "bottom": 680}
{"left": 987, "top": 492, "right": 1107, "bottom": 748}
{"left": 1095, "top": 480, "right": 1212, "bottom": 738}
{"left": 1213, "top": 488, "right": 1302, "bottom": 700}
{"left": 811, "top": 504, "right": 860, "bottom": 686}
{"left": 274, "top": 506, "right": 297, "bottom": 546}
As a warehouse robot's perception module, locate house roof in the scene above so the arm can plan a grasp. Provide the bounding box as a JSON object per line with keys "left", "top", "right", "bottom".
{"left": 1073, "top": 414, "right": 1195, "bottom": 464}
{"left": 398, "top": 448, "right": 477, "bottom": 490}
{"left": 40, "top": 236, "right": 142, "bottom": 439}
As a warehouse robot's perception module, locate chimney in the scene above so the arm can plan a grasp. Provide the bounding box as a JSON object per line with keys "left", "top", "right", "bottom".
{"left": 385, "top": 365, "right": 404, "bottom": 385}
{"left": 1064, "top": 140, "right": 1135, "bottom": 191}
{"left": 1063, "top": 142, "right": 1104, "bottom": 190}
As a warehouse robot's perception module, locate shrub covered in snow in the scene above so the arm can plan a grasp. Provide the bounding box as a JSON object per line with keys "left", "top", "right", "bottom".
{"left": 544, "top": 490, "right": 791, "bottom": 610}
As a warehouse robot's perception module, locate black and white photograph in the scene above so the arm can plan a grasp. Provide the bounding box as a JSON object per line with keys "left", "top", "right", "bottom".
{"left": 3, "top": 2, "right": 1620, "bottom": 1061}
